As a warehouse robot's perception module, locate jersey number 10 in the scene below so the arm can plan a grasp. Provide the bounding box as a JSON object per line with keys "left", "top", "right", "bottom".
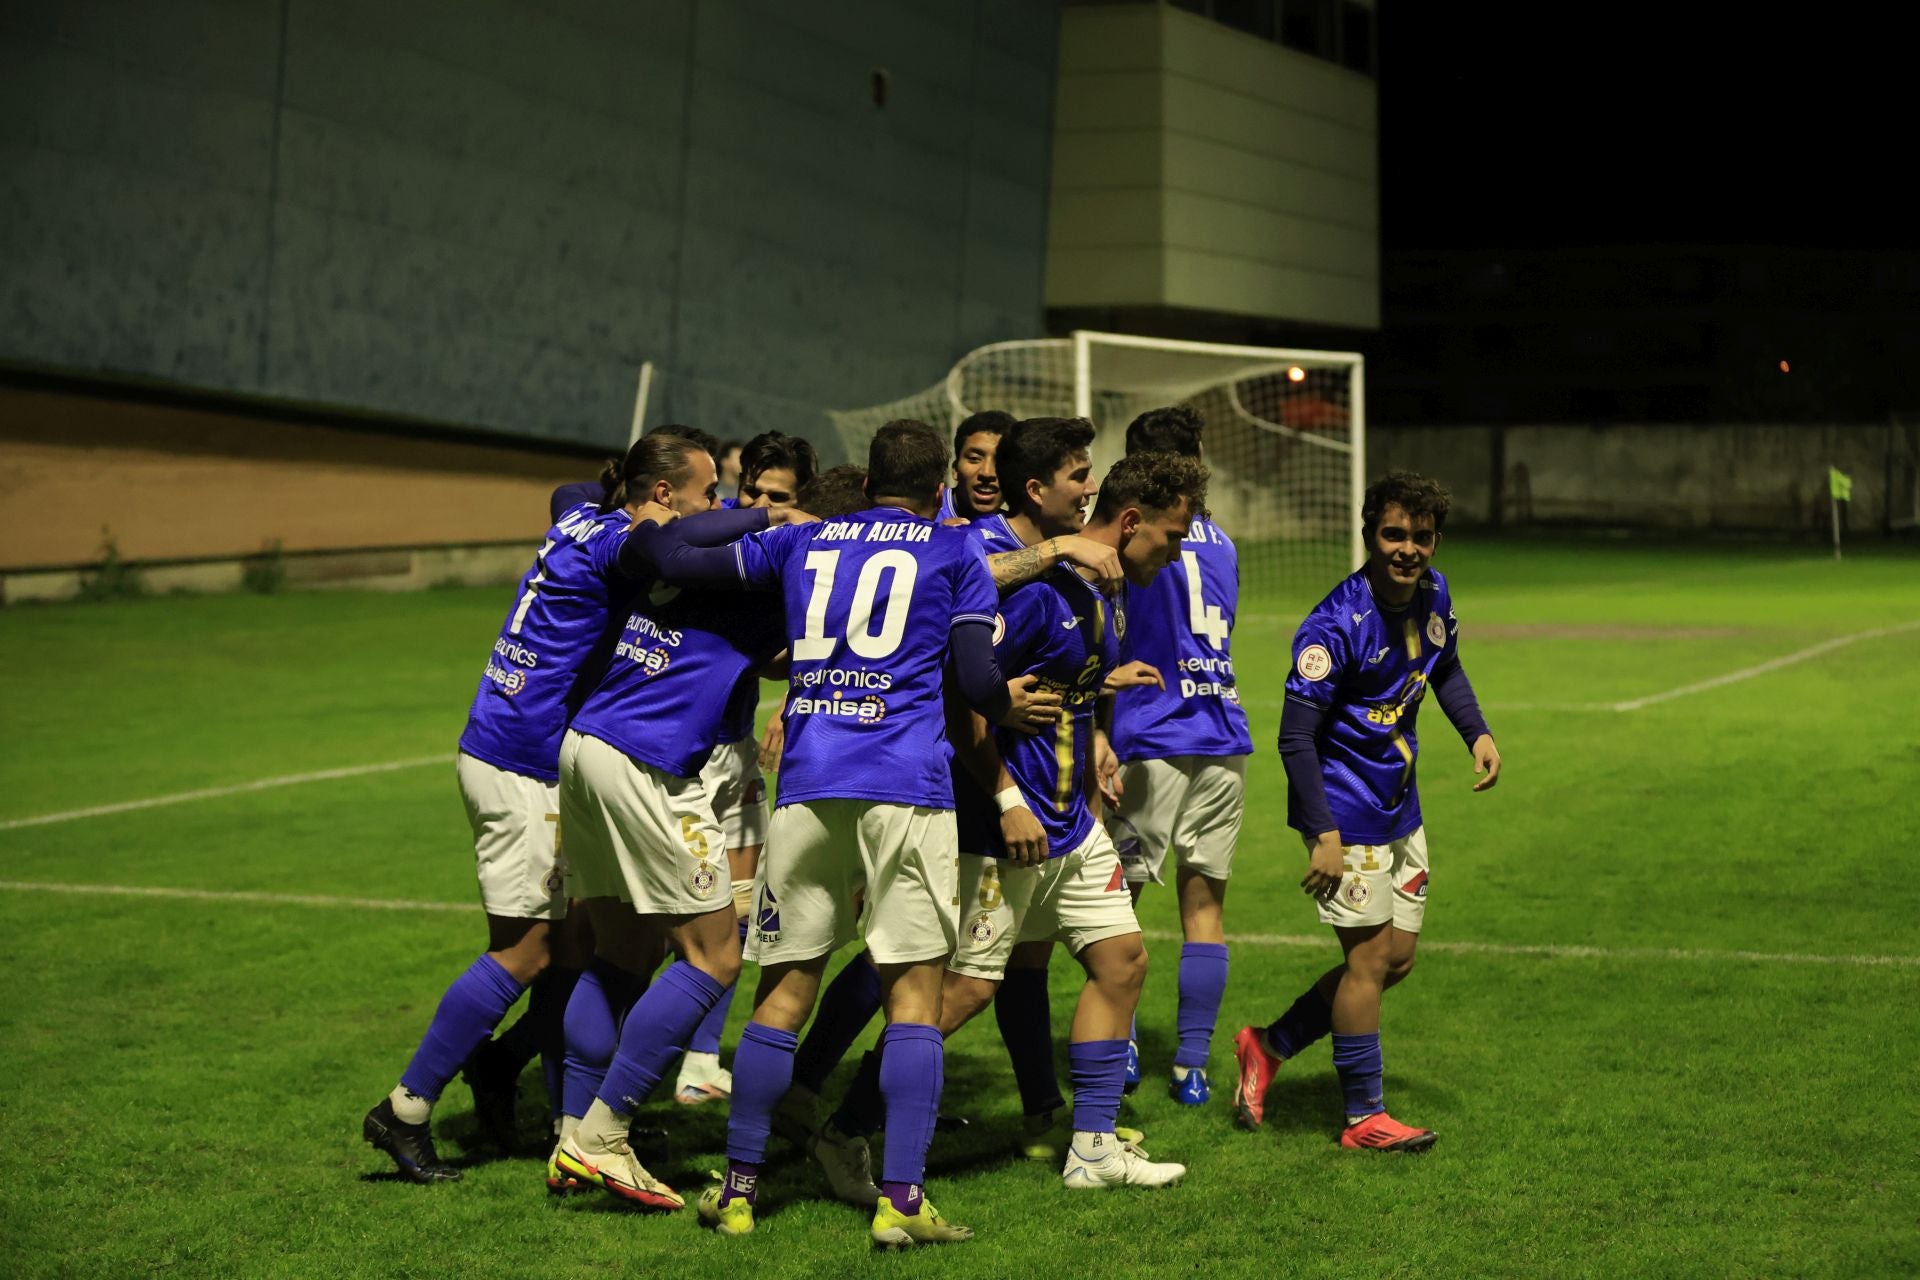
{"left": 794, "top": 549, "right": 919, "bottom": 661}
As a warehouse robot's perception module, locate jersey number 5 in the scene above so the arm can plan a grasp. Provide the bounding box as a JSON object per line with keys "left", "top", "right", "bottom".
{"left": 794, "top": 549, "right": 919, "bottom": 661}
{"left": 1182, "top": 551, "right": 1229, "bottom": 649}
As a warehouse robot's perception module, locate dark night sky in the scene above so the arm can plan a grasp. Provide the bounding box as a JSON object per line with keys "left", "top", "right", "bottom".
{"left": 1376, "top": 4, "right": 1915, "bottom": 252}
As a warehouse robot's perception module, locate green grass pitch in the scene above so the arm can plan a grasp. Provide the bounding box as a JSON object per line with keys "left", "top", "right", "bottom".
{"left": 2, "top": 538, "right": 1917, "bottom": 1278}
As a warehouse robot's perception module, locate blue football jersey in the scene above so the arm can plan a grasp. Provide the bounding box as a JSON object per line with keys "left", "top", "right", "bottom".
{"left": 1283, "top": 568, "right": 1460, "bottom": 845}
{"left": 1110, "top": 516, "right": 1253, "bottom": 762}
{"left": 733, "top": 507, "right": 998, "bottom": 809}
{"left": 956, "top": 569, "right": 1123, "bottom": 859}
{"left": 965, "top": 512, "right": 1023, "bottom": 556}
{"left": 456, "top": 502, "right": 635, "bottom": 782}
{"left": 566, "top": 580, "right": 787, "bottom": 779}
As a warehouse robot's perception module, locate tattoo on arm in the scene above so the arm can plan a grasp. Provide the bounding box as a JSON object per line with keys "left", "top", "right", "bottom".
{"left": 988, "top": 537, "right": 1056, "bottom": 590}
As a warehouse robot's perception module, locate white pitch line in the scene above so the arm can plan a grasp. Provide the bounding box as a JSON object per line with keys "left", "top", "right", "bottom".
{"left": 0, "top": 755, "right": 447, "bottom": 832}
{"left": 0, "top": 880, "right": 1910, "bottom": 969}
{"left": 1143, "top": 928, "right": 1920, "bottom": 970}
{"left": 1608, "top": 619, "right": 1920, "bottom": 711}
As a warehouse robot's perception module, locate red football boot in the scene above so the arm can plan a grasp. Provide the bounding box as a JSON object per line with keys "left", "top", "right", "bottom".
{"left": 1339, "top": 1111, "right": 1437, "bottom": 1152}
{"left": 1231, "top": 1026, "right": 1282, "bottom": 1130}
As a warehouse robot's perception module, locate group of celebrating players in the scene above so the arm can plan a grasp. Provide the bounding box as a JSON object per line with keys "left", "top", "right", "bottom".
{"left": 360, "top": 403, "right": 1501, "bottom": 1248}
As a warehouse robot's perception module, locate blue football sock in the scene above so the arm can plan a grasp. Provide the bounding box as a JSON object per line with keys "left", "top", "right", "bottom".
{"left": 530, "top": 966, "right": 581, "bottom": 1123}
{"left": 726, "top": 1021, "right": 799, "bottom": 1168}
{"left": 1266, "top": 984, "right": 1333, "bottom": 1060}
{"left": 878, "top": 1023, "right": 944, "bottom": 1187}
{"left": 597, "top": 961, "right": 725, "bottom": 1114}
{"left": 1331, "top": 1032, "right": 1386, "bottom": 1119}
{"left": 400, "top": 954, "right": 526, "bottom": 1101}
{"left": 688, "top": 980, "right": 734, "bottom": 1057}
{"left": 1068, "top": 1038, "right": 1129, "bottom": 1134}
{"left": 996, "top": 966, "right": 1063, "bottom": 1117}
{"left": 561, "top": 960, "right": 645, "bottom": 1119}
{"left": 792, "top": 953, "right": 882, "bottom": 1093}
{"left": 828, "top": 1048, "right": 886, "bottom": 1138}
{"left": 1175, "top": 942, "right": 1229, "bottom": 1068}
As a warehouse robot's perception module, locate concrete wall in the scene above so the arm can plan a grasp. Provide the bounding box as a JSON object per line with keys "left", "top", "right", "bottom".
{"left": 1370, "top": 422, "right": 1917, "bottom": 534}
{"left": 1048, "top": 3, "right": 1378, "bottom": 330}
{"left": 0, "top": 385, "right": 589, "bottom": 571}
{"left": 0, "top": 0, "right": 1058, "bottom": 450}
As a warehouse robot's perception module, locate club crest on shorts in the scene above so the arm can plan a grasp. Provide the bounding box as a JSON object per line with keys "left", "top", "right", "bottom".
{"left": 1425, "top": 612, "right": 1447, "bottom": 648}
{"left": 544, "top": 866, "right": 565, "bottom": 895}
{"left": 1297, "top": 644, "right": 1332, "bottom": 681}
{"left": 689, "top": 861, "right": 718, "bottom": 898}
{"left": 968, "top": 915, "right": 995, "bottom": 948}
{"left": 1342, "top": 877, "right": 1371, "bottom": 908}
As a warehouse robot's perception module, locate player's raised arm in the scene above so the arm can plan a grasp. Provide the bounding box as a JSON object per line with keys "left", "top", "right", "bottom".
{"left": 618, "top": 506, "right": 773, "bottom": 583}
{"left": 987, "top": 534, "right": 1122, "bottom": 595}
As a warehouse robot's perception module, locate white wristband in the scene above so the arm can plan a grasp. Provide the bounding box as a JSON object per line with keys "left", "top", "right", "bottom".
{"left": 993, "top": 786, "right": 1028, "bottom": 814}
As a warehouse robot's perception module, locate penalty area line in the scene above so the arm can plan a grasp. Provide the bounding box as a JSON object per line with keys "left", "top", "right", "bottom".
{"left": 0, "top": 755, "right": 448, "bottom": 832}
{"left": 0, "top": 881, "right": 1910, "bottom": 969}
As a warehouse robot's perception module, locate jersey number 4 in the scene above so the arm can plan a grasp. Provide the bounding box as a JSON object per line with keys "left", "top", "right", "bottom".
{"left": 1182, "top": 551, "right": 1229, "bottom": 649}
{"left": 794, "top": 549, "right": 919, "bottom": 661}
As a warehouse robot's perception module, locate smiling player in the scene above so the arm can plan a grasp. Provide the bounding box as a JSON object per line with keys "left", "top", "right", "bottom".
{"left": 1233, "top": 471, "right": 1501, "bottom": 1152}
{"left": 939, "top": 410, "right": 1011, "bottom": 523}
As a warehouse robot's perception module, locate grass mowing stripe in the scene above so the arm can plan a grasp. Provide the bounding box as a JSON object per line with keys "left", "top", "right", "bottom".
{"left": 5, "top": 879, "right": 1913, "bottom": 969}
{"left": 0, "top": 754, "right": 447, "bottom": 831}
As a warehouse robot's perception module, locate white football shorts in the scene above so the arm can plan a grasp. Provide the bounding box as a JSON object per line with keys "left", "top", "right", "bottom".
{"left": 456, "top": 751, "right": 566, "bottom": 921}
{"left": 1313, "top": 825, "right": 1430, "bottom": 933}
{"left": 1109, "top": 754, "right": 1247, "bottom": 886}
{"left": 558, "top": 730, "right": 730, "bottom": 917}
{"left": 949, "top": 824, "right": 1140, "bottom": 981}
{"left": 746, "top": 799, "right": 958, "bottom": 967}
{"left": 699, "top": 736, "right": 769, "bottom": 853}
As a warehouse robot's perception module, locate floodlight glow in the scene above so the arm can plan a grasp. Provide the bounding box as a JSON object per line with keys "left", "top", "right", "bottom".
{"left": 1287, "top": 366, "right": 1307, "bottom": 383}
{"left": 1779, "top": 360, "right": 1791, "bottom": 373}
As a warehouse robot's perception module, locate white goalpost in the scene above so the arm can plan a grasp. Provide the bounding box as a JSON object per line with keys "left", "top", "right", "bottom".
{"left": 825, "top": 331, "right": 1366, "bottom": 603}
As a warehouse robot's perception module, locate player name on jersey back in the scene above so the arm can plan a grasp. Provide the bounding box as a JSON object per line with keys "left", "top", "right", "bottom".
{"left": 457, "top": 502, "right": 633, "bottom": 782}
{"left": 1111, "top": 516, "right": 1253, "bottom": 762}
{"left": 735, "top": 507, "right": 997, "bottom": 810}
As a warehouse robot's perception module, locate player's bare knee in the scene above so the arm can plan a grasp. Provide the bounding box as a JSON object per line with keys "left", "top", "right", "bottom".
{"left": 1087, "top": 934, "right": 1148, "bottom": 998}
{"left": 1384, "top": 952, "right": 1417, "bottom": 987}
{"left": 940, "top": 972, "right": 997, "bottom": 1031}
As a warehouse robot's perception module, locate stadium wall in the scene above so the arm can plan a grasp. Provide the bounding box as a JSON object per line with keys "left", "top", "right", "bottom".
{"left": 0, "top": 383, "right": 592, "bottom": 602}
{"left": 0, "top": 1, "right": 1058, "bottom": 450}
{"left": 1370, "top": 422, "right": 1915, "bottom": 536}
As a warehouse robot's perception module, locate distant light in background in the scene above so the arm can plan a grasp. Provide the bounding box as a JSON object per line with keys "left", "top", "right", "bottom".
{"left": 1287, "top": 365, "right": 1307, "bottom": 383}
{"left": 1779, "top": 359, "right": 1791, "bottom": 373}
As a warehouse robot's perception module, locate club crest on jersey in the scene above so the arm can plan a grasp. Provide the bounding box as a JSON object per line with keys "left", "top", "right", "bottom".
{"left": 992, "top": 613, "right": 1006, "bottom": 645}
{"left": 689, "top": 861, "right": 718, "bottom": 898}
{"left": 1342, "top": 877, "right": 1371, "bottom": 908}
{"left": 968, "top": 915, "right": 995, "bottom": 948}
{"left": 1297, "top": 644, "right": 1333, "bottom": 681}
{"left": 1114, "top": 602, "right": 1126, "bottom": 642}
{"left": 1426, "top": 612, "right": 1447, "bottom": 648}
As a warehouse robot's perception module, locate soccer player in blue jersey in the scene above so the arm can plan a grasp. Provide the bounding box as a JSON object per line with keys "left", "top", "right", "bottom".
{"left": 809, "top": 450, "right": 1205, "bottom": 1196}
{"left": 645, "top": 419, "right": 1061, "bottom": 1245}
{"left": 549, "top": 445, "right": 821, "bottom": 1208}
{"left": 1101, "top": 407, "right": 1253, "bottom": 1107}
{"left": 1233, "top": 471, "right": 1501, "bottom": 1152}
{"left": 360, "top": 434, "right": 713, "bottom": 1184}
{"left": 938, "top": 410, "right": 1011, "bottom": 524}
{"left": 671, "top": 430, "right": 819, "bottom": 1106}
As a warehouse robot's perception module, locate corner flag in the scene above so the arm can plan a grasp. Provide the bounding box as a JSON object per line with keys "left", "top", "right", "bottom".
{"left": 1829, "top": 467, "right": 1853, "bottom": 502}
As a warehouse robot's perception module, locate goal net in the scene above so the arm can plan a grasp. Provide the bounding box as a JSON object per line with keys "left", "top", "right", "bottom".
{"left": 825, "top": 331, "right": 1364, "bottom": 603}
